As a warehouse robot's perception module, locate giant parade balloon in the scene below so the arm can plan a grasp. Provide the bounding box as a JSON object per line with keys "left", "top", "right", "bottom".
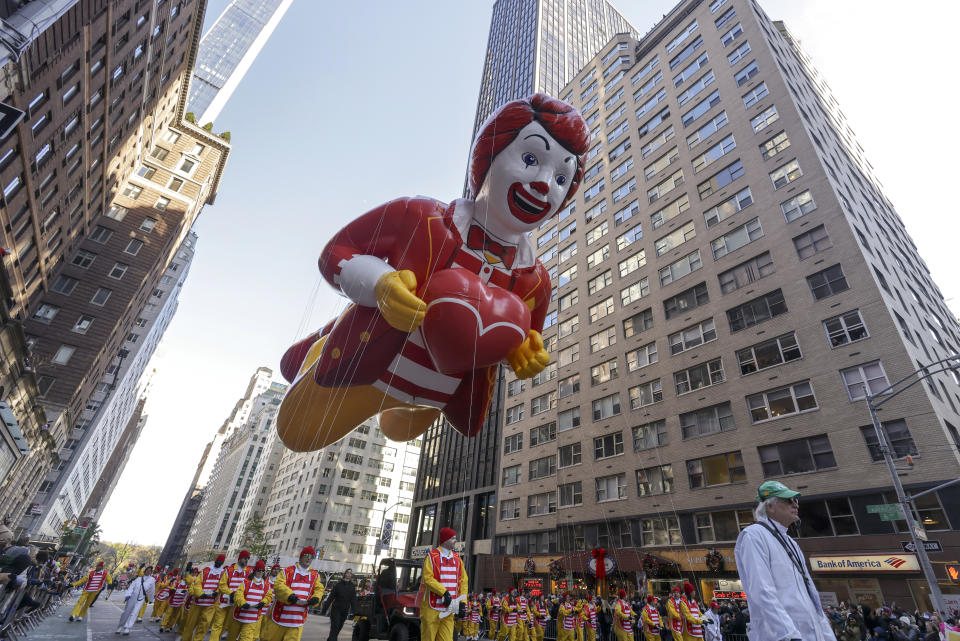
{"left": 277, "top": 94, "right": 590, "bottom": 451}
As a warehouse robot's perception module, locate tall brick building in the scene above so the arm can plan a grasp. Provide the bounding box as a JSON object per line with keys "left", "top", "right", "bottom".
{"left": 412, "top": 0, "right": 960, "bottom": 610}
{"left": 0, "top": 0, "right": 230, "bottom": 531}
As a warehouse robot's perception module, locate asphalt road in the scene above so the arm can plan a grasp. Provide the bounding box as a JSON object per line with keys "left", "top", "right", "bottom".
{"left": 29, "top": 593, "right": 355, "bottom": 641}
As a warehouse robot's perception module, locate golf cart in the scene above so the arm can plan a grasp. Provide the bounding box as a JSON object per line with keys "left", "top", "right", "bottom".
{"left": 353, "top": 558, "right": 422, "bottom": 641}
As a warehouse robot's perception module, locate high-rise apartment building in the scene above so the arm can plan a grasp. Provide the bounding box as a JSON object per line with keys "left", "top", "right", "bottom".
{"left": 30, "top": 232, "right": 198, "bottom": 536}
{"left": 438, "top": 0, "right": 960, "bottom": 610}
{"left": 0, "top": 0, "right": 231, "bottom": 530}
{"left": 415, "top": 0, "right": 638, "bottom": 582}
{"left": 183, "top": 370, "right": 284, "bottom": 557}
{"left": 186, "top": 0, "right": 294, "bottom": 124}
{"left": 262, "top": 419, "right": 420, "bottom": 571}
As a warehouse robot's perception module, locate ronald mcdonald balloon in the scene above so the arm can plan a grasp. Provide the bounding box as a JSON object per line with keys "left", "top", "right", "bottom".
{"left": 277, "top": 93, "right": 589, "bottom": 451}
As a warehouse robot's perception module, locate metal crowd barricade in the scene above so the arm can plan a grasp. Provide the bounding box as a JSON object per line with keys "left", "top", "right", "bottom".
{"left": 0, "top": 571, "right": 63, "bottom": 641}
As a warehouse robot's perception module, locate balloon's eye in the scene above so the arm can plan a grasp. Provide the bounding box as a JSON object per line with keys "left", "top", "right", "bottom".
{"left": 522, "top": 152, "right": 538, "bottom": 166}
{"left": 556, "top": 175, "right": 567, "bottom": 185}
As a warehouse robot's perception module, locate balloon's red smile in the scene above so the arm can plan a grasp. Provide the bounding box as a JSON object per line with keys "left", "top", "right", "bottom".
{"left": 508, "top": 182, "right": 550, "bottom": 223}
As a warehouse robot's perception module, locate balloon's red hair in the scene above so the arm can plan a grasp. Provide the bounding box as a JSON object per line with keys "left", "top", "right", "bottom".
{"left": 469, "top": 93, "right": 589, "bottom": 211}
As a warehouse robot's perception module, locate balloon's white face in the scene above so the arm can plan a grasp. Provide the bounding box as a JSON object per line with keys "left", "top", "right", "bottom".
{"left": 477, "top": 121, "right": 577, "bottom": 235}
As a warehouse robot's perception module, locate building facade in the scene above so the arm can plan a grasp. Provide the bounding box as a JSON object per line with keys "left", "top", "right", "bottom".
{"left": 415, "top": 0, "right": 641, "bottom": 583}
{"left": 0, "top": 0, "right": 230, "bottom": 531}
{"left": 186, "top": 0, "right": 293, "bottom": 124}
{"left": 417, "top": 0, "right": 960, "bottom": 610}
{"left": 263, "top": 419, "right": 420, "bottom": 573}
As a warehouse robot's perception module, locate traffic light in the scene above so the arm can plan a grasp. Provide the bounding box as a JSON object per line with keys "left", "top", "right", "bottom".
{"left": 946, "top": 564, "right": 960, "bottom": 583}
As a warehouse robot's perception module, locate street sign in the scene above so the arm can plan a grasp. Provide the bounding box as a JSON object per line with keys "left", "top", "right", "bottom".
{"left": 879, "top": 513, "right": 905, "bottom": 521}
{"left": 867, "top": 504, "right": 904, "bottom": 517}
{"left": 381, "top": 519, "right": 394, "bottom": 545}
{"left": 900, "top": 540, "right": 942, "bottom": 553}
{"left": 913, "top": 522, "right": 928, "bottom": 542}
{"left": 0, "top": 102, "right": 24, "bottom": 141}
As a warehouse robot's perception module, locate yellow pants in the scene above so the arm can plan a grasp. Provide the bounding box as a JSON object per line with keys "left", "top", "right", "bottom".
{"left": 237, "top": 620, "right": 264, "bottom": 641}
{"left": 643, "top": 632, "right": 660, "bottom": 641}
{"left": 189, "top": 605, "right": 217, "bottom": 641}
{"left": 558, "top": 629, "right": 574, "bottom": 641}
{"left": 614, "top": 627, "right": 634, "bottom": 641}
{"left": 498, "top": 624, "right": 514, "bottom": 641}
{"left": 162, "top": 606, "right": 185, "bottom": 630}
{"left": 671, "top": 628, "right": 683, "bottom": 641}
{"left": 224, "top": 616, "right": 247, "bottom": 641}
{"left": 513, "top": 622, "right": 529, "bottom": 641}
{"left": 260, "top": 619, "right": 302, "bottom": 641}
{"left": 575, "top": 625, "right": 583, "bottom": 641}
{"left": 209, "top": 606, "right": 235, "bottom": 641}
{"left": 533, "top": 625, "right": 545, "bottom": 641}
{"left": 139, "top": 600, "right": 148, "bottom": 618}
{"left": 181, "top": 604, "right": 203, "bottom": 640}
{"left": 71, "top": 591, "right": 98, "bottom": 618}
{"left": 421, "top": 607, "right": 456, "bottom": 641}
{"left": 488, "top": 620, "right": 498, "bottom": 640}
{"left": 153, "top": 600, "right": 169, "bottom": 619}
{"left": 586, "top": 628, "right": 596, "bottom": 641}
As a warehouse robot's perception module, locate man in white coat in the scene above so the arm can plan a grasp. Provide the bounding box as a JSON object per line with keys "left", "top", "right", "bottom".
{"left": 702, "top": 602, "right": 722, "bottom": 641}
{"left": 735, "top": 481, "right": 836, "bottom": 641}
{"left": 117, "top": 566, "right": 157, "bottom": 635}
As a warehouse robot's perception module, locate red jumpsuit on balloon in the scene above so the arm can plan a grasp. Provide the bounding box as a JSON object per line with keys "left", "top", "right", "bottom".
{"left": 278, "top": 197, "right": 550, "bottom": 450}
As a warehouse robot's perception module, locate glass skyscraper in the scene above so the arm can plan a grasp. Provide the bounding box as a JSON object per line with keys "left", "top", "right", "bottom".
{"left": 471, "top": 0, "right": 637, "bottom": 136}
{"left": 187, "top": 0, "right": 294, "bottom": 123}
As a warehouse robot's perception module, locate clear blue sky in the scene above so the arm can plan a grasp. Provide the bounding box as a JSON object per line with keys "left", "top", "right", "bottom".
{"left": 100, "top": 0, "right": 960, "bottom": 546}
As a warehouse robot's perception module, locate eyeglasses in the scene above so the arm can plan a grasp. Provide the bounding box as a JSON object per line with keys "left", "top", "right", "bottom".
{"left": 779, "top": 497, "right": 799, "bottom": 505}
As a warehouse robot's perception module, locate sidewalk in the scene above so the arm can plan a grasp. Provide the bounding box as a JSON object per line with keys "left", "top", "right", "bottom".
{"left": 27, "top": 593, "right": 160, "bottom": 641}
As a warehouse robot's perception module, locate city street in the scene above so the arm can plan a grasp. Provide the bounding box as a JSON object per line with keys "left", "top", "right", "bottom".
{"left": 29, "top": 594, "right": 354, "bottom": 641}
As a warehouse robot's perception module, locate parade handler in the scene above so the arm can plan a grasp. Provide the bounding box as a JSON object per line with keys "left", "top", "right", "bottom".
{"left": 261, "top": 546, "right": 324, "bottom": 641}
{"left": 69, "top": 561, "right": 111, "bottom": 622}
{"left": 679, "top": 583, "right": 706, "bottom": 641}
{"left": 735, "top": 481, "right": 836, "bottom": 641}
{"left": 666, "top": 588, "right": 684, "bottom": 641}
{"left": 209, "top": 551, "right": 252, "bottom": 641}
{"left": 231, "top": 560, "right": 273, "bottom": 641}
{"left": 557, "top": 593, "right": 579, "bottom": 641}
{"left": 161, "top": 570, "right": 190, "bottom": 632}
{"left": 420, "top": 527, "right": 469, "bottom": 641}
{"left": 640, "top": 596, "right": 661, "bottom": 641}
{"left": 487, "top": 589, "right": 501, "bottom": 641}
{"left": 613, "top": 590, "right": 634, "bottom": 641}
{"left": 186, "top": 553, "right": 227, "bottom": 641}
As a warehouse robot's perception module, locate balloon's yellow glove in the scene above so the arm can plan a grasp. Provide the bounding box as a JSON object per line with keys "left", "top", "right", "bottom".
{"left": 508, "top": 330, "right": 550, "bottom": 379}
{"left": 375, "top": 270, "right": 426, "bottom": 332}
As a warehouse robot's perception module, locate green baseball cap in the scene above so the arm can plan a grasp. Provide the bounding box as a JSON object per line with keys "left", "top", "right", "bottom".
{"left": 756, "top": 480, "right": 801, "bottom": 502}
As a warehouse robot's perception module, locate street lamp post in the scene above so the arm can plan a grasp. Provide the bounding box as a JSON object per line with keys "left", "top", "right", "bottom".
{"left": 865, "top": 354, "right": 960, "bottom": 615}
{"left": 373, "top": 500, "right": 406, "bottom": 570}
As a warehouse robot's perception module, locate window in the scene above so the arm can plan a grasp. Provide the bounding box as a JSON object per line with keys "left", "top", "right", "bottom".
{"left": 557, "top": 264, "right": 578, "bottom": 287}
{"left": 504, "top": 433, "right": 522, "bottom": 454}
{"left": 52, "top": 275, "right": 79, "bottom": 295}
{"left": 759, "top": 435, "right": 836, "bottom": 477}
{"left": 704, "top": 187, "right": 752, "bottom": 228}
{"left": 697, "top": 160, "right": 744, "bottom": 200}
{"left": 155, "top": 196, "right": 171, "bottom": 210}
{"left": 681, "top": 402, "right": 735, "bottom": 439}
{"left": 501, "top": 465, "right": 521, "bottom": 486}
{"left": 587, "top": 244, "right": 610, "bottom": 269}
{"left": 793, "top": 225, "right": 832, "bottom": 259}
{"left": 711, "top": 218, "right": 763, "bottom": 259}
{"left": 52, "top": 345, "right": 76, "bottom": 365}
{"left": 675, "top": 359, "right": 725, "bottom": 395}
{"left": 623, "top": 308, "right": 653, "bottom": 338}
{"left": 720, "top": 22, "right": 744, "bottom": 47}
{"left": 807, "top": 264, "right": 849, "bottom": 300}
{"left": 529, "top": 455, "right": 556, "bottom": 480}
{"left": 636, "top": 464, "right": 674, "bottom": 496}
{"left": 558, "top": 289, "right": 578, "bottom": 312}
{"left": 531, "top": 390, "right": 557, "bottom": 415}
{"left": 150, "top": 146, "right": 169, "bottom": 160}
{"left": 658, "top": 249, "right": 702, "bottom": 286}
{"left": 592, "top": 393, "right": 622, "bottom": 420}
{"left": 588, "top": 327, "right": 615, "bottom": 354}
{"left": 841, "top": 361, "right": 889, "bottom": 401}
{"left": 681, "top": 88, "right": 721, "bottom": 127}
{"left": 781, "top": 190, "right": 816, "bottom": 222}
{"left": 714, "top": 6, "right": 736, "bottom": 28}
{"left": 669, "top": 318, "right": 716, "bottom": 354}
{"left": 618, "top": 250, "right": 646, "bottom": 278}
{"left": 33, "top": 304, "right": 59, "bottom": 323}
{"left": 737, "top": 333, "right": 802, "bottom": 375}
{"left": 634, "top": 88, "right": 667, "bottom": 120}
{"left": 591, "top": 359, "right": 618, "bottom": 385}
{"left": 686, "top": 111, "right": 728, "bottom": 150}
{"left": 613, "top": 199, "right": 639, "bottom": 227}
{"left": 750, "top": 105, "right": 779, "bottom": 132}
{"left": 124, "top": 239, "right": 144, "bottom": 255}
{"left": 647, "top": 170, "right": 684, "bottom": 204}
{"left": 558, "top": 315, "right": 579, "bottom": 338}
{"left": 507, "top": 379, "right": 526, "bottom": 397}
{"left": 588, "top": 270, "right": 613, "bottom": 295}
{"left": 529, "top": 422, "right": 557, "bottom": 447}
{"left": 664, "top": 282, "right": 709, "bottom": 319}
{"left": 584, "top": 200, "right": 608, "bottom": 224}
{"left": 122, "top": 184, "right": 143, "bottom": 199}
{"left": 746, "top": 380, "right": 818, "bottom": 422}
{"left": 616, "top": 223, "right": 643, "bottom": 251}
{"left": 823, "top": 309, "right": 868, "bottom": 347}
{"left": 641, "top": 125, "right": 674, "bottom": 159}
{"left": 589, "top": 297, "right": 615, "bottom": 323}
{"left": 140, "top": 217, "right": 158, "bottom": 232}
{"left": 742, "top": 82, "right": 769, "bottom": 107}
{"left": 106, "top": 204, "right": 128, "bottom": 221}
{"left": 644, "top": 147, "right": 679, "bottom": 179}
{"left": 881, "top": 492, "right": 949, "bottom": 533}
{"left": 687, "top": 451, "right": 746, "bottom": 488}
{"left": 651, "top": 194, "right": 690, "bottom": 229}
{"left": 629, "top": 380, "right": 663, "bottom": 409}
{"left": 620, "top": 277, "right": 649, "bottom": 306}
{"left": 797, "top": 498, "right": 859, "bottom": 537}
{"left": 500, "top": 499, "right": 520, "bottom": 520}
{"left": 668, "top": 35, "right": 704, "bottom": 70}
{"left": 527, "top": 492, "right": 557, "bottom": 517}
{"left": 558, "top": 344, "right": 580, "bottom": 367}
{"left": 90, "top": 225, "right": 113, "bottom": 243}
{"left": 770, "top": 159, "right": 802, "bottom": 189}
{"left": 583, "top": 179, "right": 604, "bottom": 202}
{"left": 632, "top": 419, "right": 667, "bottom": 451}
{"left": 108, "top": 262, "right": 128, "bottom": 279}
{"left": 655, "top": 221, "right": 696, "bottom": 256}
{"left": 695, "top": 509, "right": 754, "bottom": 542}
{"left": 665, "top": 20, "right": 699, "bottom": 54}
{"left": 673, "top": 52, "right": 709, "bottom": 88}
{"left": 505, "top": 404, "right": 524, "bottom": 424}
{"left": 609, "top": 138, "right": 632, "bottom": 161}
{"left": 727, "top": 289, "right": 787, "bottom": 332}
{"left": 693, "top": 134, "right": 737, "bottom": 175}
{"left": 859, "top": 420, "right": 918, "bottom": 461}
{"left": 558, "top": 407, "right": 580, "bottom": 432}
{"left": 760, "top": 130, "right": 791, "bottom": 160}
{"left": 594, "top": 432, "right": 624, "bottom": 459}
{"left": 559, "top": 481, "right": 583, "bottom": 507}
{"left": 533, "top": 362, "right": 557, "bottom": 386}
{"left": 595, "top": 473, "right": 627, "bottom": 502}
{"left": 72, "top": 249, "right": 97, "bottom": 268}
{"left": 677, "top": 70, "right": 716, "bottom": 107}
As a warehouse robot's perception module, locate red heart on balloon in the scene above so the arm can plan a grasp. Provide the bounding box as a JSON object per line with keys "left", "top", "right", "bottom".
{"left": 420, "top": 268, "right": 531, "bottom": 375}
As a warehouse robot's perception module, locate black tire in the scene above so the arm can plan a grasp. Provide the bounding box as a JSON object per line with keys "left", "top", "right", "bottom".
{"left": 389, "top": 622, "right": 410, "bottom": 641}
{"left": 354, "top": 619, "right": 371, "bottom": 641}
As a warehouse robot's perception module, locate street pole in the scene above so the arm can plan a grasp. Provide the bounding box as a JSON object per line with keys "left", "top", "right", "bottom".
{"left": 373, "top": 500, "right": 404, "bottom": 571}
{"left": 865, "top": 400, "right": 946, "bottom": 614}
{"left": 864, "top": 354, "right": 960, "bottom": 615}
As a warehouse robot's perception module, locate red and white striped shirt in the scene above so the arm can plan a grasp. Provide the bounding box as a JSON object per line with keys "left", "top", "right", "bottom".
{"left": 427, "top": 549, "right": 462, "bottom": 611}
{"left": 233, "top": 579, "right": 269, "bottom": 623}
{"left": 220, "top": 565, "right": 248, "bottom": 608}
{"left": 271, "top": 566, "right": 318, "bottom": 628}
{"left": 196, "top": 567, "right": 224, "bottom": 607}
{"left": 169, "top": 579, "right": 188, "bottom": 608}
{"left": 682, "top": 598, "right": 703, "bottom": 638}
{"left": 83, "top": 570, "right": 107, "bottom": 592}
